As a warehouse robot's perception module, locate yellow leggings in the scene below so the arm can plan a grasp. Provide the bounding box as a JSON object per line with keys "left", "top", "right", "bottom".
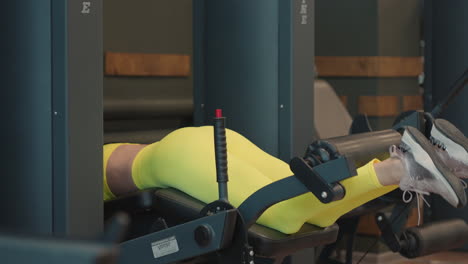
{"left": 103, "top": 126, "right": 397, "bottom": 234}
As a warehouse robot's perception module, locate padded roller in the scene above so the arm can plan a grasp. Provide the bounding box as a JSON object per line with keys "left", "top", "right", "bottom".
{"left": 401, "top": 219, "right": 468, "bottom": 258}
{"left": 307, "top": 129, "right": 401, "bottom": 167}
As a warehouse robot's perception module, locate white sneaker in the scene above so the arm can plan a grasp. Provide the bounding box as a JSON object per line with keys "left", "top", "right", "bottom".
{"left": 430, "top": 119, "right": 468, "bottom": 179}
{"left": 390, "top": 126, "right": 467, "bottom": 208}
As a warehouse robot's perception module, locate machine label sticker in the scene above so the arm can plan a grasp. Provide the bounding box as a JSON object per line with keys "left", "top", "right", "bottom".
{"left": 299, "top": 0, "right": 308, "bottom": 25}
{"left": 81, "top": 2, "right": 91, "bottom": 14}
{"left": 151, "top": 236, "right": 179, "bottom": 259}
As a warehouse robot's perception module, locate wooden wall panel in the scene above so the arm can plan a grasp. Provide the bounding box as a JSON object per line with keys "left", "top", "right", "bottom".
{"left": 316, "top": 56, "right": 423, "bottom": 77}
{"left": 358, "top": 96, "right": 399, "bottom": 117}
{"left": 339, "top": 96, "right": 348, "bottom": 107}
{"left": 105, "top": 52, "right": 190, "bottom": 77}
{"left": 402, "top": 95, "right": 423, "bottom": 111}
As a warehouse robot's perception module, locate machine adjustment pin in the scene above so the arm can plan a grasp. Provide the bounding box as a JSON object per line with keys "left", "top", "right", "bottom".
{"left": 249, "top": 250, "right": 254, "bottom": 256}
{"left": 279, "top": 104, "right": 284, "bottom": 109}
{"left": 194, "top": 225, "right": 213, "bottom": 247}
{"left": 321, "top": 192, "right": 328, "bottom": 199}
{"left": 377, "top": 215, "right": 383, "bottom": 221}
{"left": 250, "top": 261, "right": 254, "bottom": 264}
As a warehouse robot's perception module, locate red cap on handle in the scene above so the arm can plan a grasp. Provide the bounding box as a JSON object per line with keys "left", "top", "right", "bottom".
{"left": 215, "top": 109, "right": 223, "bottom": 118}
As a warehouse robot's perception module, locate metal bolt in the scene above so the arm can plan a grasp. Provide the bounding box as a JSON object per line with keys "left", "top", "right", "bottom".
{"left": 216, "top": 207, "right": 221, "bottom": 212}
{"left": 53, "top": 111, "right": 58, "bottom": 115}
{"left": 321, "top": 192, "right": 328, "bottom": 199}
{"left": 249, "top": 250, "right": 254, "bottom": 256}
{"left": 194, "top": 225, "right": 213, "bottom": 247}
{"left": 377, "top": 215, "right": 383, "bottom": 222}
{"left": 250, "top": 261, "right": 254, "bottom": 264}
{"left": 279, "top": 104, "right": 284, "bottom": 109}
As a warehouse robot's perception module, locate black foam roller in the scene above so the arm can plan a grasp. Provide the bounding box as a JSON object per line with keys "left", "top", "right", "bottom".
{"left": 401, "top": 219, "right": 468, "bottom": 258}
{"left": 306, "top": 129, "right": 401, "bottom": 167}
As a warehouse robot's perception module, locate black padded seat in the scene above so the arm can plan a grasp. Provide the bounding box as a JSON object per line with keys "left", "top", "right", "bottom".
{"left": 105, "top": 188, "right": 339, "bottom": 258}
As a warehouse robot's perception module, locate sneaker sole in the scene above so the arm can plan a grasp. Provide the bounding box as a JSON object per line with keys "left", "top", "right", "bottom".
{"left": 432, "top": 119, "right": 468, "bottom": 162}
{"left": 404, "top": 127, "right": 466, "bottom": 207}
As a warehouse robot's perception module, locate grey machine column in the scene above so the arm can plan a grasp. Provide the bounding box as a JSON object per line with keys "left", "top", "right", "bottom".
{"left": 424, "top": 0, "right": 468, "bottom": 250}
{"left": 0, "top": 0, "right": 103, "bottom": 238}
{"left": 194, "top": 0, "right": 316, "bottom": 161}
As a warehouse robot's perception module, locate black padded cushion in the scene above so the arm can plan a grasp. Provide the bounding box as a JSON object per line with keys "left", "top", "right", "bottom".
{"left": 105, "top": 188, "right": 339, "bottom": 258}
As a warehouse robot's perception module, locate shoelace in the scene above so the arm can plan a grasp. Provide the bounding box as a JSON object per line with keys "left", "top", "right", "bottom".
{"left": 430, "top": 136, "right": 447, "bottom": 150}
{"left": 401, "top": 174, "right": 467, "bottom": 227}
{"left": 462, "top": 179, "right": 468, "bottom": 189}
{"left": 402, "top": 190, "right": 431, "bottom": 226}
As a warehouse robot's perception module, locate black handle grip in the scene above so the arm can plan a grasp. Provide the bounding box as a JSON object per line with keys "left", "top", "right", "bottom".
{"left": 214, "top": 117, "right": 228, "bottom": 184}
{"left": 214, "top": 109, "right": 229, "bottom": 202}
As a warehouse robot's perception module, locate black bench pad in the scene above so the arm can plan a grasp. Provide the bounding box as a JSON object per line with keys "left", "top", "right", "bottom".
{"left": 105, "top": 188, "right": 339, "bottom": 258}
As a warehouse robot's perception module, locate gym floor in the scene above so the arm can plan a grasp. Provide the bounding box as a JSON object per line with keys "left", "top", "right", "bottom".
{"left": 396, "top": 251, "right": 468, "bottom": 264}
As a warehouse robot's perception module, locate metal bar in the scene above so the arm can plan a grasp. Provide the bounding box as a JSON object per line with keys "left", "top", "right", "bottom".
{"left": 237, "top": 176, "right": 309, "bottom": 228}
{"left": 66, "top": 0, "right": 103, "bottom": 237}
{"left": 431, "top": 68, "right": 468, "bottom": 118}
{"left": 423, "top": 0, "right": 434, "bottom": 112}
{"left": 0, "top": 235, "right": 117, "bottom": 264}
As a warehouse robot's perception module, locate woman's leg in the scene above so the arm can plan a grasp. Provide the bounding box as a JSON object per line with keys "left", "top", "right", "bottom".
{"left": 105, "top": 126, "right": 464, "bottom": 233}
{"left": 221, "top": 129, "right": 293, "bottom": 181}
{"left": 121, "top": 126, "right": 398, "bottom": 233}
{"left": 215, "top": 128, "right": 400, "bottom": 227}
{"left": 304, "top": 159, "right": 398, "bottom": 227}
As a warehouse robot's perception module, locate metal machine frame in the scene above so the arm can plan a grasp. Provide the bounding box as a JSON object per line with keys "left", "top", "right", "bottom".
{"left": 193, "top": 0, "right": 316, "bottom": 161}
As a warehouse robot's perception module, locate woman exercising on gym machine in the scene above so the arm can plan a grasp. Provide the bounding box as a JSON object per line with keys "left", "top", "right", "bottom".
{"left": 103, "top": 119, "right": 468, "bottom": 234}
